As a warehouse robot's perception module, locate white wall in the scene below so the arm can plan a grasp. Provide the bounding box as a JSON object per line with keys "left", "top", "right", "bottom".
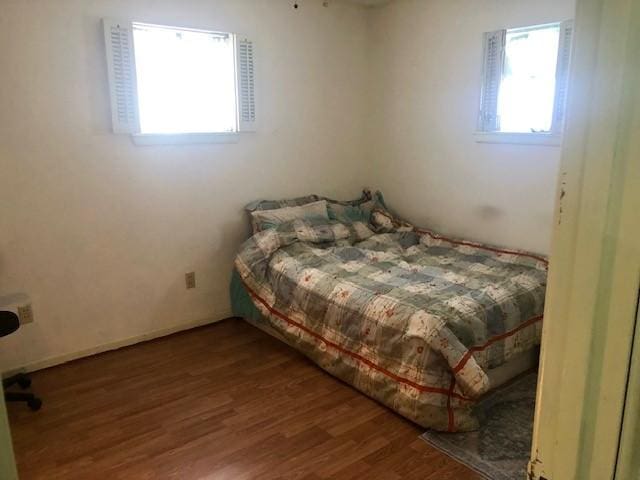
{"left": 0, "top": 0, "right": 369, "bottom": 371}
{"left": 0, "top": 0, "right": 575, "bottom": 372}
{"left": 367, "top": 0, "right": 575, "bottom": 255}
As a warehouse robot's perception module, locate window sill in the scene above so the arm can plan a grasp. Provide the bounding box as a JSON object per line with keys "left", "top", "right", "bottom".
{"left": 131, "top": 132, "right": 240, "bottom": 146}
{"left": 474, "top": 132, "right": 561, "bottom": 146}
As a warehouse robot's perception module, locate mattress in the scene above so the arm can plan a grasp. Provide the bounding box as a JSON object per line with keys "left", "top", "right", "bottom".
{"left": 486, "top": 348, "right": 539, "bottom": 389}
{"left": 232, "top": 218, "right": 547, "bottom": 431}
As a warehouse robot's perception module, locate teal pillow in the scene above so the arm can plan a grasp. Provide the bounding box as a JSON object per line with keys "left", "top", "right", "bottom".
{"left": 324, "top": 190, "right": 388, "bottom": 225}
{"left": 327, "top": 200, "right": 375, "bottom": 223}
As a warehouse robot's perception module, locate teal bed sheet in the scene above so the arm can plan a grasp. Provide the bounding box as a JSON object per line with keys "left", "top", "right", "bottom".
{"left": 230, "top": 268, "right": 264, "bottom": 323}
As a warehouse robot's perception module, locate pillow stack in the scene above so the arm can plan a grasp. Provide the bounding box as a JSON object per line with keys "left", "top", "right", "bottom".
{"left": 244, "top": 189, "right": 412, "bottom": 234}
{"left": 250, "top": 200, "right": 329, "bottom": 232}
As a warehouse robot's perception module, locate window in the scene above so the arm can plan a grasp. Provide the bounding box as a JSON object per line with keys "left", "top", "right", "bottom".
{"left": 103, "top": 19, "right": 256, "bottom": 143}
{"left": 477, "top": 21, "right": 573, "bottom": 144}
{"left": 133, "top": 24, "right": 237, "bottom": 135}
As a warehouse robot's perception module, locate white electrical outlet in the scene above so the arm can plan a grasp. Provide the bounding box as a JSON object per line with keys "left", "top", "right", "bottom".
{"left": 185, "top": 272, "right": 196, "bottom": 289}
{"left": 0, "top": 293, "right": 33, "bottom": 325}
{"left": 18, "top": 303, "right": 34, "bottom": 324}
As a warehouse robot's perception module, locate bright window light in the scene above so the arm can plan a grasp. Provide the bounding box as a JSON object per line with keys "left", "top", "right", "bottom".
{"left": 498, "top": 24, "right": 560, "bottom": 133}
{"left": 132, "top": 23, "right": 237, "bottom": 134}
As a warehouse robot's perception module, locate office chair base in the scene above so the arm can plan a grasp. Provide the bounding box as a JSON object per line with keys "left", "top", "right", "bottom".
{"left": 17, "top": 375, "right": 31, "bottom": 389}
{"left": 4, "top": 373, "right": 42, "bottom": 411}
{"left": 3, "top": 372, "right": 31, "bottom": 389}
{"left": 5, "top": 392, "right": 42, "bottom": 411}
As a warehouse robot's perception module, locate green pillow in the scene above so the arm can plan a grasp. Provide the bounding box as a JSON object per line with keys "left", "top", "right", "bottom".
{"left": 324, "top": 190, "right": 388, "bottom": 225}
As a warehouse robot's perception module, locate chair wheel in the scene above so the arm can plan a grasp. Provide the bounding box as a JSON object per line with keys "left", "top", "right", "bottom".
{"left": 17, "top": 376, "right": 31, "bottom": 389}
{"left": 27, "top": 398, "right": 42, "bottom": 411}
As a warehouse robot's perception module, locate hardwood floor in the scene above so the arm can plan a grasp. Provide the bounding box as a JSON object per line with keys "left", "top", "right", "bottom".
{"left": 7, "top": 319, "right": 479, "bottom": 480}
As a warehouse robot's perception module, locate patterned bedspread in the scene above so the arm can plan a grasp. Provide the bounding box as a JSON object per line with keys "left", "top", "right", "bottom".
{"left": 234, "top": 218, "right": 547, "bottom": 431}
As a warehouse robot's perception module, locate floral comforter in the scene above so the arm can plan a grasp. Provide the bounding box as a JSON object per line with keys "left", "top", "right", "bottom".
{"left": 234, "top": 218, "right": 547, "bottom": 431}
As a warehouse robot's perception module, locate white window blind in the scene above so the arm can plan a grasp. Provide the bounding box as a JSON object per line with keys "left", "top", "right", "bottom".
{"left": 551, "top": 20, "right": 574, "bottom": 133}
{"left": 479, "top": 30, "right": 506, "bottom": 132}
{"left": 102, "top": 19, "right": 256, "bottom": 138}
{"left": 103, "top": 18, "right": 139, "bottom": 134}
{"left": 236, "top": 36, "right": 257, "bottom": 132}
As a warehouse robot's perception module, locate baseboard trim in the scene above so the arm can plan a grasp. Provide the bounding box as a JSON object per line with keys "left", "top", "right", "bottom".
{"left": 3, "top": 310, "right": 233, "bottom": 376}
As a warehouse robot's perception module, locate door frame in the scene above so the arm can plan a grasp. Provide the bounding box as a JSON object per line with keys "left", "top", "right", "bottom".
{"left": 528, "top": 0, "right": 640, "bottom": 477}
{"left": 615, "top": 293, "right": 640, "bottom": 478}
{"left": 0, "top": 393, "right": 18, "bottom": 480}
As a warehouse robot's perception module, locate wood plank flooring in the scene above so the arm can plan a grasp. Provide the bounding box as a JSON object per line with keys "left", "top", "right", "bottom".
{"left": 7, "top": 319, "right": 479, "bottom": 479}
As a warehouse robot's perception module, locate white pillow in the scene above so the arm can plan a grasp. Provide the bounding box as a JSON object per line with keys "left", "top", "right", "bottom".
{"left": 251, "top": 200, "right": 329, "bottom": 232}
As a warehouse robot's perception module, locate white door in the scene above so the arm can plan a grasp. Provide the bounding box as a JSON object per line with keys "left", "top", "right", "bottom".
{"left": 0, "top": 393, "right": 18, "bottom": 480}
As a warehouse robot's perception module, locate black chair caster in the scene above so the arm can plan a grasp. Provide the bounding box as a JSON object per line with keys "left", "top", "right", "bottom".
{"left": 2, "top": 311, "right": 43, "bottom": 411}
{"left": 27, "top": 397, "right": 42, "bottom": 411}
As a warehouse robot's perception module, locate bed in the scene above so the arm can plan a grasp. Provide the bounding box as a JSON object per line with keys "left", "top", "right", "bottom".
{"left": 231, "top": 192, "right": 547, "bottom": 432}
